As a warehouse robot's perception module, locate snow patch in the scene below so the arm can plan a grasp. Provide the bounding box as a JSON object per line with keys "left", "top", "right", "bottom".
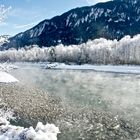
{"left": 0, "top": 63, "right": 18, "bottom": 83}
{"left": 0, "top": 121, "right": 60, "bottom": 140}
{"left": 0, "top": 71, "right": 18, "bottom": 83}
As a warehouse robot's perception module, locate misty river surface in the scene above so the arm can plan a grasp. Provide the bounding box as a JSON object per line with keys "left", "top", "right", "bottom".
{"left": 10, "top": 63, "right": 140, "bottom": 122}
{"left": 7, "top": 63, "right": 140, "bottom": 140}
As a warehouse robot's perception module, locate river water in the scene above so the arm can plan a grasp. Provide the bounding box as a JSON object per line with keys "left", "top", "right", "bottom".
{"left": 10, "top": 63, "right": 140, "bottom": 139}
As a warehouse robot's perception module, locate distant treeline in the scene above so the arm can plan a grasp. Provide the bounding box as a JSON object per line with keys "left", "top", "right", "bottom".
{"left": 1, "top": 35, "right": 140, "bottom": 65}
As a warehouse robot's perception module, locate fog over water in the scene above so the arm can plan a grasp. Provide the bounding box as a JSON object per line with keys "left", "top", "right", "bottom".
{"left": 10, "top": 63, "right": 140, "bottom": 122}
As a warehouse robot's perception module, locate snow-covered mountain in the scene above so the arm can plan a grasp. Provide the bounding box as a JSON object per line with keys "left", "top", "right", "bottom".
{"left": 3, "top": 0, "right": 140, "bottom": 49}
{"left": 0, "top": 35, "right": 10, "bottom": 47}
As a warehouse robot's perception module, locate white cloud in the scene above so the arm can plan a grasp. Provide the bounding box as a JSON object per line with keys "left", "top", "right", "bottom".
{"left": 86, "top": 0, "right": 109, "bottom": 5}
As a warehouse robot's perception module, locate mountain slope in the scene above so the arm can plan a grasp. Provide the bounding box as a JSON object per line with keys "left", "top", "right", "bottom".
{"left": 0, "top": 35, "right": 10, "bottom": 47}
{"left": 4, "top": 0, "right": 140, "bottom": 49}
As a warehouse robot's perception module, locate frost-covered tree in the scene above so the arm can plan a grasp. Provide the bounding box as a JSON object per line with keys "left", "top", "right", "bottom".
{"left": 0, "top": 5, "right": 11, "bottom": 22}
{"left": 1, "top": 34, "right": 140, "bottom": 64}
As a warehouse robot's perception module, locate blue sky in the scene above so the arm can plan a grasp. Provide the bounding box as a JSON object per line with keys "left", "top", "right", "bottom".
{"left": 0, "top": 0, "right": 108, "bottom": 36}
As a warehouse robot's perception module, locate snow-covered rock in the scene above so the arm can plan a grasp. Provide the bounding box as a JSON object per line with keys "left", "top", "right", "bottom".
{"left": 0, "top": 121, "right": 60, "bottom": 140}
{"left": 0, "top": 107, "right": 59, "bottom": 140}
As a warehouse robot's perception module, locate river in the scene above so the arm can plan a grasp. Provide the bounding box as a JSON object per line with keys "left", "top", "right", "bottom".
{"left": 9, "top": 63, "right": 140, "bottom": 140}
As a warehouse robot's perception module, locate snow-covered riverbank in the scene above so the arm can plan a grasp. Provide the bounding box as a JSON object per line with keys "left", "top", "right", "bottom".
{"left": 0, "top": 71, "right": 18, "bottom": 83}
{"left": 43, "top": 63, "right": 140, "bottom": 74}
{"left": 0, "top": 63, "right": 18, "bottom": 83}
{"left": 0, "top": 119, "right": 59, "bottom": 140}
